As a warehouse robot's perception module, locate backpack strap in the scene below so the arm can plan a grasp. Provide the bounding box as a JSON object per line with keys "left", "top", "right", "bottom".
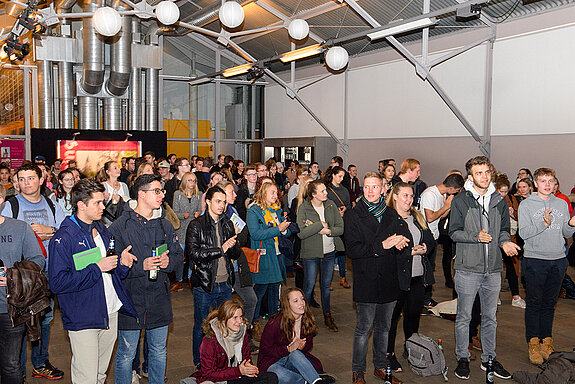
{"left": 6, "top": 195, "right": 19, "bottom": 219}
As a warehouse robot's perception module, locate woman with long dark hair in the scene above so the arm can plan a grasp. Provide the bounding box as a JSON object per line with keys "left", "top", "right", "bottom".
{"left": 258, "top": 288, "right": 333, "bottom": 384}
{"left": 52, "top": 168, "right": 76, "bottom": 216}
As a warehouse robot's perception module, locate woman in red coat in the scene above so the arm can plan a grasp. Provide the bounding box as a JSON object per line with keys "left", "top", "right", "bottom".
{"left": 258, "top": 288, "right": 334, "bottom": 384}
{"left": 193, "top": 299, "right": 277, "bottom": 384}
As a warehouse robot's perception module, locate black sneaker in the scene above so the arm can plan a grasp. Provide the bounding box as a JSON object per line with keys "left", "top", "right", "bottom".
{"left": 454, "top": 359, "right": 470, "bottom": 380}
{"left": 319, "top": 374, "right": 336, "bottom": 384}
{"left": 481, "top": 359, "right": 512, "bottom": 379}
{"left": 31, "top": 360, "right": 64, "bottom": 380}
{"left": 425, "top": 298, "right": 438, "bottom": 309}
{"left": 387, "top": 352, "right": 403, "bottom": 372}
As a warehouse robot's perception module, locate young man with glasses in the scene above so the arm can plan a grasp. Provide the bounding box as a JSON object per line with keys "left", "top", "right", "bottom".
{"left": 235, "top": 164, "right": 258, "bottom": 221}
{"left": 110, "top": 174, "right": 183, "bottom": 384}
{"left": 164, "top": 157, "right": 191, "bottom": 207}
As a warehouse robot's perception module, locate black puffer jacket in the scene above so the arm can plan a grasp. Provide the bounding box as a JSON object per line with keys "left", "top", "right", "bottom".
{"left": 186, "top": 213, "right": 241, "bottom": 294}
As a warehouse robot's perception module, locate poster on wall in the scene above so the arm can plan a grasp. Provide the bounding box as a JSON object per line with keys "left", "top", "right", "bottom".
{"left": 0, "top": 139, "right": 25, "bottom": 171}
{"left": 57, "top": 140, "right": 141, "bottom": 178}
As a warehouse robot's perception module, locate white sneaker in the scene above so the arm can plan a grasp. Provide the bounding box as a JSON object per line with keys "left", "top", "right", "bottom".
{"left": 512, "top": 296, "right": 526, "bottom": 309}
{"left": 131, "top": 370, "right": 141, "bottom": 384}
{"left": 497, "top": 298, "right": 502, "bottom": 306}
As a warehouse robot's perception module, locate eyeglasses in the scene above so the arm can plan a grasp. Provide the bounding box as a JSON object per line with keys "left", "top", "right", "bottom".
{"left": 246, "top": 173, "right": 257, "bottom": 177}
{"left": 62, "top": 178, "right": 74, "bottom": 182}
{"left": 142, "top": 188, "right": 166, "bottom": 195}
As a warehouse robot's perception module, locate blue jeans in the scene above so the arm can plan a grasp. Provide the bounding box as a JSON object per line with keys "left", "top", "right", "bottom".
{"left": 352, "top": 301, "right": 396, "bottom": 372}
{"left": 336, "top": 250, "right": 346, "bottom": 278}
{"left": 523, "top": 257, "right": 568, "bottom": 342}
{"left": 115, "top": 326, "right": 168, "bottom": 384}
{"left": 0, "top": 313, "right": 25, "bottom": 384}
{"left": 252, "top": 282, "right": 280, "bottom": 323}
{"left": 454, "top": 270, "right": 500, "bottom": 362}
{"left": 193, "top": 282, "right": 232, "bottom": 366}
{"left": 268, "top": 350, "right": 320, "bottom": 384}
{"left": 20, "top": 298, "right": 53, "bottom": 375}
{"left": 131, "top": 331, "right": 148, "bottom": 374}
{"left": 302, "top": 251, "right": 336, "bottom": 314}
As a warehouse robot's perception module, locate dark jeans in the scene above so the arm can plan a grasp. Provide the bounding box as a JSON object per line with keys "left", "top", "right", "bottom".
{"left": 388, "top": 276, "right": 425, "bottom": 354}
{"left": 503, "top": 254, "right": 519, "bottom": 296}
{"left": 229, "top": 372, "right": 278, "bottom": 384}
{"left": 253, "top": 282, "right": 280, "bottom": 324}
{"left": 439, "top": 234, "right": 455, "bottom": 286}
{"left": 0, "top": 313, "right": 25, "bottom": 384}
{"left": 302, "top": 251, "right": 336, "bottom": 314}
{"left": 424, "top": 247, "right": 437, "bottom": 302}
{"left": 192, "top": 283, "right": 232, "bottom": 365}
{"left": 335, "top": 250, "right": 346, "bottom": 278}
{"left": 352, "top": 301, "right": 396, "bottom": 372}
{"left": 523, "top": 257, "right": 568, "bottom": 342}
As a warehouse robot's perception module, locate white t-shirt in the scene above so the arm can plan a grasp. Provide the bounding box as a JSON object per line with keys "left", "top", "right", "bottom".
{"left": 312, "top": 204, "right": 335, "bottom": 254}
{"left": 93, "top": 234, "right": 123, "bottom": 314}
{"left": 419, "top": 185, "right": 444, "bottom": 240}
{"left": 103, "top": 181, "right": 130, "bottom": 203}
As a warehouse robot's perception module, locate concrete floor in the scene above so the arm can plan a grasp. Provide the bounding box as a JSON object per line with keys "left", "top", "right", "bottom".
{"left": 23, "top": 254, "right": 575, "bottom": 384}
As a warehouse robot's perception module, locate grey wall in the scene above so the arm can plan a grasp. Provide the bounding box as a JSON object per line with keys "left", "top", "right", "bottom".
{"left": 347, "top": 134, "right": 575, "bottom": 192}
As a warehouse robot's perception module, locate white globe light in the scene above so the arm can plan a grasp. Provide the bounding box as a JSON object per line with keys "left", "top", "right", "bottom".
{"left": 288, "top": 19, "right": 309, "bottom": 40}
{"left": 219, "top": 1, "right": 244, "bottom": 29}
{"left": 155, "top": 1, "right": 180, "bottom": 25}
{"left": 92, "top": 7, "right": 122, "bottom": 37}
{"left": 325, "top": 46, "right": 349, "bottom": 71}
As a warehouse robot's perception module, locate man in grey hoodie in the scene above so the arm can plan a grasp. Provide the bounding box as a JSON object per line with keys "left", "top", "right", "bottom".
{"left": 519, "top": 167, "right": 575, "bottom": 365}
{"left": 449, "top": 156, "right": 520, "bottom": 380}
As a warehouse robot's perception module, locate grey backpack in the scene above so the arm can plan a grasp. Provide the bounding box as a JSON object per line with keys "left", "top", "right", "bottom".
{"left": 405, "top": 333, "right": 449, "bottom": 381}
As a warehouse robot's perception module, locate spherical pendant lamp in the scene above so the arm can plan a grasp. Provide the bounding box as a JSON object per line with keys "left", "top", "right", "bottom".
{"left": 219, "top": 1, "right": 244, "bottom": 29}
{"left": 92, "top": 7, "right": 122, "bottom": 37}
{"left": 288, "top": 19, "right": 309, "bottom": 40}
{"left": 155, "top": 1, "right": 180, "bottom": 25}
{"left": 325, "top": 46, "right": 349, "bottom": 71}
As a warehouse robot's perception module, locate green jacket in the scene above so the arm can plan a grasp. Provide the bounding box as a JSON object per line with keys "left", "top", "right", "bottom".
{"left": 296, "top": 199, "right": 344, "bottom": 259}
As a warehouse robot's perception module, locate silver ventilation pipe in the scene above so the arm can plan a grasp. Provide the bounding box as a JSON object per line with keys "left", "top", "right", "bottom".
{"left": 56, "top": 0, "right": 76, "bottom": 129}
{"left": 78, "top": 97, "right": 99, "bottom": 129}
{"left": 106, "top": 4, "right": 131, "bottom": 96}
{"left": 37, "top": 60, "right": 54, "bottom": 128}
{"left": 145, "top": 68, "right": 159, "bottom": 131}
{"left": 103, "top": 98, "right": 122, "bottom": 130}
{"left": 81, "top": 0, "right": 104, "bottom": 94}
{"left": 129, "top": 18, "right": 141, "bottom": 130}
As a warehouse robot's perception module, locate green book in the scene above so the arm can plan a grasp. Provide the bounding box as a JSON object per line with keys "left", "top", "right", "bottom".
{"left": 155, "top": 244, "right": 168, "bottom": 256}
{"left": 73, "top": 247, "right": 102, "bottom": 271}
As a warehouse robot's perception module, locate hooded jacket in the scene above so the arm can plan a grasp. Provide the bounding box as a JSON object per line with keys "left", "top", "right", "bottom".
{"left": 186, "top": 212, "right": 241, "bottom": 293}
{"left": 48, "top": 215, "right": 137, "bottom": 331}
{"left": 449, "top": 180, "right": 511, "bottom": 274}
{"left": 109, "top": 200, "right": 184, "bottom": 330}
{"left": 518, "top": 193, "right": 575, "bottom": 260}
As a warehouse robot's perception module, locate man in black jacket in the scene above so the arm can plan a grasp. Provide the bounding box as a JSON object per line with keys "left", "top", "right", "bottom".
{"left": 186, "top": 186, "right": 241, "bottom": 368}
{"left": 109, "top": 174, "right": 183, "bottom": 384}
{"left": 344, "top": 172, "right": 406, "bottom": 384}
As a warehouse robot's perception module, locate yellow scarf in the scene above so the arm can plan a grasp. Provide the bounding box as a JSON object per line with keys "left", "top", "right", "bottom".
{"left": 262, "top": 205, "right": 281, "bottom": 254}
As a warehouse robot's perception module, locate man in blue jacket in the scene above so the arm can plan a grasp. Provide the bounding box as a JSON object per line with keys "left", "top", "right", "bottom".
{"left": 48, "top": 179, "right": 137, "bottom": 384}
{"left": 109, "top": 174, "right": 183, "bottom": 384}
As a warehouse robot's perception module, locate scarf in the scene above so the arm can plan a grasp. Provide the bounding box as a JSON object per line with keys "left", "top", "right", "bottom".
{"left": 361, "top": 195, "right": 387, "bottom": 222}
{"left": 262, "top": 205, "right": 281, "bottom": 254}
{"left": 210, "top": 318, "right": 245, "bottom": 367}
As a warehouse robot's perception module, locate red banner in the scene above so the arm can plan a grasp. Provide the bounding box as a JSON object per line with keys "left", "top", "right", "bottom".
{"left": 57, "top": 140, "right": 141, "bottom": 178}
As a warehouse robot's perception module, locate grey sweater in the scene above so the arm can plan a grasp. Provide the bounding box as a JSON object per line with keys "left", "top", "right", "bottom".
{"left": 518, "top": 193, "right": 575, "bottom": 260}
{"left": 0, "top": 217, "right": 45, "bottom": 313}
{"left": 172, "top": 191, "right": 203, "bottom": 244}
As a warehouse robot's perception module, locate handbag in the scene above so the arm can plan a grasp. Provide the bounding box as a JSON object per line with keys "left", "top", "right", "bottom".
{"left": 242, "top": 240, "right": 263, "bottom": 273}
{"left": 163, "top": 202, "right": 181, "bottom": 230}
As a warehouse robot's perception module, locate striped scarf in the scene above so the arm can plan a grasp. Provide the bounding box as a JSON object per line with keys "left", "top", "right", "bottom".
{"left": 360, "top": 195, "right": 387, "bottom": 222}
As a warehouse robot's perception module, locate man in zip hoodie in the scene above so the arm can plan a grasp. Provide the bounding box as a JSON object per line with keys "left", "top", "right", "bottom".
{"left": 518, "top": 167, "right": 575, "bottom": 365}
{"left": 449, "top": 156, "right": 520, "bottom": 380}
{"left": 49, "top": 179, "right": 138, "bottom": 384}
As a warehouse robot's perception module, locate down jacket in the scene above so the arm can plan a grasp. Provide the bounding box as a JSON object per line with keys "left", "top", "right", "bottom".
{"left": 186, "top": 212, "right": 241, "bottom": 293}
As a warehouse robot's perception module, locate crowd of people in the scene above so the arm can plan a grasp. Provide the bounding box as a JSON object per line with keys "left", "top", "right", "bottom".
{"left": 0, "top": 151, "right": 574, "bottom": 384}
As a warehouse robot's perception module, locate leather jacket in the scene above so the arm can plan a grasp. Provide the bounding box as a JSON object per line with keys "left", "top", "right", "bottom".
{"left": 7, "top": 259, "right": 51, "bottom": 342}
{"left": 186, "top": 213, "right": 241, "bottom": 293}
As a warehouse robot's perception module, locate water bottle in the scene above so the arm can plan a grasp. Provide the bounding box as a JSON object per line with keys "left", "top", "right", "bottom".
{"left": 148, "top": 249, "right": 158, "bottom": 281}
{"left": 486, "top": 355, "right": 494, "bottom": 383}
{"left": 384, "top": 363, "right": 392, "bottom": 384}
